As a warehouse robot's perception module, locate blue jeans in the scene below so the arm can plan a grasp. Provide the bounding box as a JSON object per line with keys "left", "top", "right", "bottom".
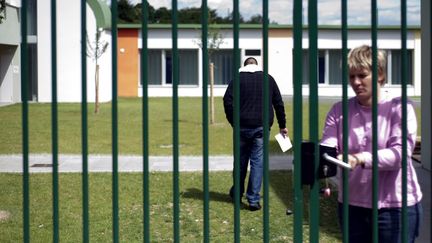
{"left": 338, "top": 202, "right": 422, "bottom": 243}
{"left": 231, "top": 127, "right": 264, "bottom": 205}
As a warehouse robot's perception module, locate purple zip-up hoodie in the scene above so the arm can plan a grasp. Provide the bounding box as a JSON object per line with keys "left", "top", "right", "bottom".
{"left": 321, "top": 94, "right": 422, "bottom": 208}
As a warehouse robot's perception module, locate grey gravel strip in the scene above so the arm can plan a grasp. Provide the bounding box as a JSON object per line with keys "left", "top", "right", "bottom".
{"left": 0, "top": 154, "right": 293, "bottom": 173}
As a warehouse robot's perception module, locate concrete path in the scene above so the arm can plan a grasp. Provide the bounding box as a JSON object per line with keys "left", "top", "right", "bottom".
{"left": 0, "top": 154, "right": 292, "bottom": 173}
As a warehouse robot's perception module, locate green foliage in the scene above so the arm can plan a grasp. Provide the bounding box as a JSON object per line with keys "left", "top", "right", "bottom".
{"left": 118, "top": 1, "right": 263, "bottom": 24}
{"left": 117, "top": 0, "right": 139, "bottom": 23}
{"left": 246, "top": 14, "right": 263, "bottom": 24}
{"left": 0, "top": 0, "right": 6, "bottom": 24}
{"left": 153, "top": 7, "right": 171, "bottom": 23}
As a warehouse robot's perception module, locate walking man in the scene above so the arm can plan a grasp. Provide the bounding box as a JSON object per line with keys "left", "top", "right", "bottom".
{"left": 223, "top": 57, "right": 287, "bottom": 211}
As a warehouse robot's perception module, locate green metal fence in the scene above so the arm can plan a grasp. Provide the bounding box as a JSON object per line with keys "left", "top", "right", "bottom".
{"left": 18, "top": 0, "right": 417, "bottom": 242}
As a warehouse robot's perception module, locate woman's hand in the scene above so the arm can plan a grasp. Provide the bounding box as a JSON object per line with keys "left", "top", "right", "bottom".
{"left": 337, "top": 153, "right": 365, "bottom": 169}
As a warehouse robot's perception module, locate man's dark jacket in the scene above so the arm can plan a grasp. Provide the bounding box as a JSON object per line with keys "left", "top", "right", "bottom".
{"left": 223, "top": 70, "right": 286, "bottom": 129}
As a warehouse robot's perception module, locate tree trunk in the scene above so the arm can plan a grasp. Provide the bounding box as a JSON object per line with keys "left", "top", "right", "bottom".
{"left": 210, "top": 62, "right": 215, "bottom": 124}
{"left": 95, "top": 64, "right": 100, "bottom": 114}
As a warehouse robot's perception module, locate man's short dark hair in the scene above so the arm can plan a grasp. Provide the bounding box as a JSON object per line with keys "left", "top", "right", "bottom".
{"left": 243, "top": 57, "right": 258, "bottom": 66}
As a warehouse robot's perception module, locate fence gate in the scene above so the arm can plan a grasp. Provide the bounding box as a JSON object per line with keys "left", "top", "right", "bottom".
{"left": 17, "top": 0, "right": 425, "bottom": 243}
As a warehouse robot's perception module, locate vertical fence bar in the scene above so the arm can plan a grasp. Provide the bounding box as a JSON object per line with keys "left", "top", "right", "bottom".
{"left": 111, "top": 1, "right": 119, "bottom": 242}
{"left": 341, "top": 0, "right": 350, "bottom": 242}
{"left": 308, "top": 0, "right": 319, "bottom": 241}
{"left": 430, "top": 3, "right": 432, "bottom": 243}
{"left": 80, "top": 0, "right": 89, "bottom": 242}
{"left": 371, "top": 1, "right": 379, "bottom": 242}
{"left": 50, "top": 0, "right": 60, "bottom": 241}
{"left": 171, "top": 1, "right": 180, "bottom": 242}
{"left": 400, "top": 0, "right": 408, "bottom": 242}
{"left": 292, "top": 0, "right": 303, "bottom": 242}
{"left": 262, "top": 0, "right": 270, "bottom": 241}
{"left": 140, "top": 1, "right": 150, "bottom": 242}
{"left": 428, "top": 1, "right": 432, "bottom": 241}
{"left": 232, "top": 0, "right": 241, "bottom": 242}
{"left": 20, "top": 1, "right": 30, "bottom": 242}
{"left": 201, "top": 1, "right": 210, "bottom": 242}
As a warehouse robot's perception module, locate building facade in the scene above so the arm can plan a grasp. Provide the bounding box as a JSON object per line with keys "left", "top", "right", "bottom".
{"left": 1, "top": 3, "right": 422, "bottom": 103}
{"left": 118, "top": 24, "right": 421, "bottom": 98}
{"left": 0, "top": 0, "right": 22, "bottom": 103}
{"left": 0, "top": 0, "right": 112, "bottom": 103}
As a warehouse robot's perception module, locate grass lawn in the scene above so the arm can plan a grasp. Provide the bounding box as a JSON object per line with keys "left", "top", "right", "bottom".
{"left": 0, "top": 97, "right": 332, "bottom": 155}
{"left": 0, "top": 97, "right": 422, "bottom": 242}
{"left": 0, "top": 97, "right": 422, "bottom": 155}
{"left": 0, "top": 171, "right": 342, "bottom": 242}
{"left": 0, "top": 97, "right": 421, "bottom": 155}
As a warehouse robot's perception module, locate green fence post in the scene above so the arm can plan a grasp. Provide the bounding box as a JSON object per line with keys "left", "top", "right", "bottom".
{"left": 110, "top": 1, "right": 120, "bottom": 242}
{"left": 20, "top": 1, "right": 30, "bottom": 242}
{"left": 140, "top": 1, "right": 150, "bottom": 242}
{"left": 341, "top": 0, "right": 350, "bottom": 242}
{"left": 50, "top": 0, "right": 60, "bottom": 242}
{"left": 293, "top": 0, "right": 304, "bottom": 242}
{"left": 371, "top": 1, "right": 379, "bottom": 242}
{"left": 401, "top": 0, "right": 409, "bottom": 242}
{"left": 171, "top": 1, "right": 180, "bottom": 242}
{"left": 201, "top": 1, "right": 210, "bottom": 242}
{"left": 232, "top": 0, "right": 241, "bottom": 242}
{"left": 80, "top": 0, "right": 89, "bottom": 242}
{"left": 262, "top": 0, "right": 270, "bottom": 241}
{"left": 308, "top": 0, "right": 320, "bottom": 241}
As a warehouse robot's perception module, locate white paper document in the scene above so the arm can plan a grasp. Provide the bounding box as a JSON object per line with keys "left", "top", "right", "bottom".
{"left": 275, "top": 133, "right": 292, "bottom": 152}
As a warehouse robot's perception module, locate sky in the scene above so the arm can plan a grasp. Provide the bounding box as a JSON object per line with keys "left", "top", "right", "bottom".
{"left": 125, "top": 0, "right": 421, "bottom": 26}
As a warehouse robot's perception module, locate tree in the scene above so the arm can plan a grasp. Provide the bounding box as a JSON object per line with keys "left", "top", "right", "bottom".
{"left": 246, "top": 14, "right": 263, "bottom": 24}
{"left": 178, "top": 7, "right": 201, "bottom": 23}
{"left": 0, "top": 0, "right": 6, "bottom": 24}
{"left": 118, "top": 0, "right": 139, "bottom": 23}
{"left": 194, "top": 11, "right": 225, "bottom": 124}
{"left": 154, "top": 7, "right": 171, "bottom": 23}
{"left": 87, "top": 29, "right": 108, "bottom": 114}
{"left": 123, "top": 3, "right": 266, "bottom": 25}
{"left": 135, "top": 2, "right": 155, "bottom": 23}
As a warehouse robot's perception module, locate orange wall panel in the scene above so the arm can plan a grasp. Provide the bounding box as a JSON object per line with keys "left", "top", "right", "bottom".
{"left": 269, "top": 28, "right": 292, "bottom": 38}
{"left": 118, "top": 29, "right": 139, "bottom": 97}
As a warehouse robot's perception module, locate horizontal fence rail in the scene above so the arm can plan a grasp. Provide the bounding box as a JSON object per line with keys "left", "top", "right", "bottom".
{"left": 14, "top": 0, "right": 424, "bottom": 242}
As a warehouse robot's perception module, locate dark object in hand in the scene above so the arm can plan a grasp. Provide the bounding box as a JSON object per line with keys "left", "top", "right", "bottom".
{"left": 301, "top": 142, "right": 337, "bottom": 185}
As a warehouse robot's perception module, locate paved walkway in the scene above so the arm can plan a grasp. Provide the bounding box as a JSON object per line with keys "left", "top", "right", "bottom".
{"left": 0, "top": 154, "right": 292, "bottom": 173}
{"left": 0, "top": 154, "right": 429, "bottom": 242}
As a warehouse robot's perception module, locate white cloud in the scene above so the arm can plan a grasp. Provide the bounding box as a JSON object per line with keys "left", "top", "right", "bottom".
{"left": 128, "top": 0, "right": 420, "bottom": 25}
{"left": 147, "top": 0, "right": 171, "bottom": 9}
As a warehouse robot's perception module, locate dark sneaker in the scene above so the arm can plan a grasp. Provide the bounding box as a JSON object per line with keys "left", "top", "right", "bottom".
{"left": 249, "top": 203, "right": 261, "bottom": 211}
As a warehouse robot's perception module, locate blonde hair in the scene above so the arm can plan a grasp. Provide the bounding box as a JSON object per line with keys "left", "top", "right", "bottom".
{"left": 348, "top": 45, "right": 387, "bottom": 84}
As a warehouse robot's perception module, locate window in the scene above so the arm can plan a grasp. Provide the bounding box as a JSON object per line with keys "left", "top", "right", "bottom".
{"left": 178, "top": 50, "right": 198, "bottom": 85}
{"left": 210, "top": 49, "right": 233, "bottom": 85}
{"left": 140, "top": 49, "right": 198, "bottom": 85}
{"left": 328, "top": 50, "right": 342, "bottom": 84}
{"left": 388, "top": 50, "right": 413, "bottom": 85}
{"left": 245, "top": 49, "right": 261, "bottom": 56}
{"left": 302, "top": 49, "right": 413, "bottom": 85}
{"left": 302, "top": 50, "right": 326, "bottom": 84}
{"left": 147, "top": 50, "right": 162, "bottom": 85}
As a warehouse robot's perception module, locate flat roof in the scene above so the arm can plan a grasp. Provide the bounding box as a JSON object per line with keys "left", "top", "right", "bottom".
{"left": 118, "top": 23, "right": 420, "bottom": 30}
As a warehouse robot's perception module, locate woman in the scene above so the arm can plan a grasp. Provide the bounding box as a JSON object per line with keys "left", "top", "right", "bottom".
{"left": 320, "top": 45, "right": 422, "bottom": 243}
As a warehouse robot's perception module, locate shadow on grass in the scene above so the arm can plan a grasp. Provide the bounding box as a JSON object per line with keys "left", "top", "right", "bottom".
{"left": 182, "top": 188, "right": 249, "bottom": 209}
{"left": 268, "top": 170, "right": 341, "bottom": 240}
